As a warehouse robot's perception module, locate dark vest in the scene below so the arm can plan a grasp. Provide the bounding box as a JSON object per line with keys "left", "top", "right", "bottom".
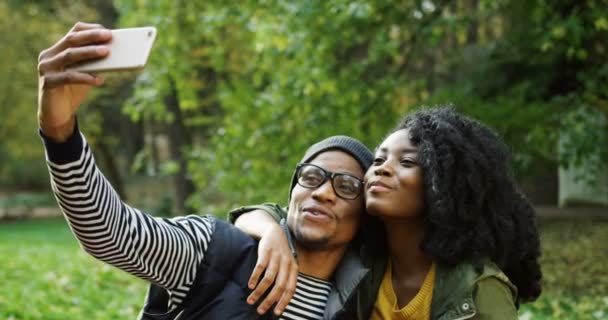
{"left": 139, "top": 218, "right": 276, "bottom": 320}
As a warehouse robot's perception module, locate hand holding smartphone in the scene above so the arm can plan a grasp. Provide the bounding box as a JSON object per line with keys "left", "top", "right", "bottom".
{"left": 66, "top": 26, "right": 157, "bottom": 73}
{"left": 38, "top": 23, "right": 157, "bottom": 142}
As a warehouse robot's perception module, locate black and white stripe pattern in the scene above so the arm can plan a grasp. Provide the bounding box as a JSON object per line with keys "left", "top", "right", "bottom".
{"left": 280, "top": 274, "right": 332, "bottom": 320}
{"left": 45, "top": 132, "right": 332, "bottom": 318}
{"left": 46, "top": 133, "right": 211, "bottom": 309}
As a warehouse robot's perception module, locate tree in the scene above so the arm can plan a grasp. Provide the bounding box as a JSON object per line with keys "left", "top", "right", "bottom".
{"left": 112, "top": 0, "right": 608, "bottom": 211}
{"left": 0, "top": 1, "right": 100, "bottom": 189}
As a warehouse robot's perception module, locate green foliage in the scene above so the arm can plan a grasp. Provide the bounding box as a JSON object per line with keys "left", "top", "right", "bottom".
{"left": 3, "top": 0, "right": 607, "bottom": 209}
{"left": 0, "top": 1, "right": 132, "bottom": 192}
{"left": 421, "top": 0, "right": 608, "bottom": 178}
{"left": 559, "top": 105, "right": 608, "bottom": 170}
{"left": 189, "top": 0, "right": 607, "bottom": 209}
{"left": 520, "top": 295, "right": 608, "bottom": 320}
{"left": 183, "top": 1, "right": 437, "bottom": 210}
{"left": 424, "top": 89, "right": 557, "bottom": 172}
{"left": 0, "top": 2, "right": 98, "bottom": 189}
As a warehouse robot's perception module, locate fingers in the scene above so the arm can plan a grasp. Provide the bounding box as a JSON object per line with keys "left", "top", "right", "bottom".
{"left": 250, "top": 253, "right": 298, "bottom": 315}
{"left": 247, "top": 223, "right": 298, "bottom": 315}
{"left": 260, "top": 255, "right": 298, "bottom": 316}
{"left": 37, "top": 22, "right": 110, "bottom": 91}
{"left": 256, "top": 263, "right": 289, "bottom": 315}
{"left": 248, "top": 254, "right": 269, "bottom": 292}
{"left": 273, "top": 263, "right": 298, "bottom": 315}
{"left": 40, "top": 72, "right": 104, "bottom": 90}
{"left": 71, "top": 21, "right": 105, "bottom": 32}
{"left": 38, "top": 45, "right": 109, "bottom": 75}
{"left": 39, "top": 24, "right": 111, "bottom": 64}
{"left": 248, "top": 258, "right": 279, "bottom": 311}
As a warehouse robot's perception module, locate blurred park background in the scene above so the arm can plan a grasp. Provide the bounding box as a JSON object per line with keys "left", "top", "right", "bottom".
{"left": 1, "top": 0, "right": 607, "bottom": 319}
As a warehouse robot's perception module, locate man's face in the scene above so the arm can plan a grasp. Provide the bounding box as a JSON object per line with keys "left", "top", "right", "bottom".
{"left": 287, "top": 150, "right": 365, "bottom": 250}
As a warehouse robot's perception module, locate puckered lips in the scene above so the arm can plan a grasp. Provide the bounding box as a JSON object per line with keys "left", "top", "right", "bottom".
{"left": 366, "top": 179, "right": 393, "bottom": 194}
{"left": 301, "top": 204, "right": 333, "bottom": 222}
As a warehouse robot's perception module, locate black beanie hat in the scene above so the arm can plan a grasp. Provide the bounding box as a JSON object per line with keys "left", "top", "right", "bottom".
{"left": 288, "top": 135, "right": 374, "bottom": 200}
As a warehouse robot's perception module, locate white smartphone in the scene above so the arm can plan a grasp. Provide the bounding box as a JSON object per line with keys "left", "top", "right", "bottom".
{"left": 67, "top": 26, "right": 157, "bottom": 73}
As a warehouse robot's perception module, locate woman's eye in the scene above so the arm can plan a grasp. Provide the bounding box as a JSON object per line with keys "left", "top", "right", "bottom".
{"left": 373, "top": 157, "right": 385, "bottom": 164}
{"left": 401, "top": 159, "right": 417, "bottom": 166}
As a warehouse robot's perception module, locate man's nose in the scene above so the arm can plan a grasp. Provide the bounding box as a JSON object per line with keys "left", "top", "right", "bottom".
{"left": 311, "top": 179, "right": 337, "bottom": 203}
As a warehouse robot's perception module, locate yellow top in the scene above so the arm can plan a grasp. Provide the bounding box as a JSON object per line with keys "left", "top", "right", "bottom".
{"left": 370, "top": 262, "right": 436, "bottom": 320}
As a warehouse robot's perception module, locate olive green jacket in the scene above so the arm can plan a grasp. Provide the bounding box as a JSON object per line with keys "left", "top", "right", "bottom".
{"left": 228, "top": 204, "right": 518, "bottom": 320}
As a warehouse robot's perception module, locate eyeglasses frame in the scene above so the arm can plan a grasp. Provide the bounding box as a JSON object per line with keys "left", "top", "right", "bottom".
{"left": 295, "top": 163, "right": 364, "bottom": 200}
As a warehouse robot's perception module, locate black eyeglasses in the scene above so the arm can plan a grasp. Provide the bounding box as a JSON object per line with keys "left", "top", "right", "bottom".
{"left": 295, "top": 163, "right": 364, "bottom": 200}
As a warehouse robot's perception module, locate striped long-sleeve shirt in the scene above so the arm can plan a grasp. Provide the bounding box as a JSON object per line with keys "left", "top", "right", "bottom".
{"left": 42, "top": 130, "right": 332, "bottom": 319}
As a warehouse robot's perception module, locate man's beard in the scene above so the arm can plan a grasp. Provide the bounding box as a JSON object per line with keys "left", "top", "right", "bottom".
{"left": 293, "top": 226, "right": 331, "bottom": 250}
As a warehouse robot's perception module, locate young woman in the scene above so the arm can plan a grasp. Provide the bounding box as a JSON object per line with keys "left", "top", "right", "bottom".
{"left": 232, "top": 106, "right": 542, "bottom": 319}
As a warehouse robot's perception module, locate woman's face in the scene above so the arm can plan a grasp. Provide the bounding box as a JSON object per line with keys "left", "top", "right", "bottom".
{"left": 364, "top": 128, "right": 425, "bottom": 218}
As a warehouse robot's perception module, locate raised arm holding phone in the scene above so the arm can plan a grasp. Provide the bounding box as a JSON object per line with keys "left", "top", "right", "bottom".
{"left": 38, "top": 22, "right": 377, "bottom": 320}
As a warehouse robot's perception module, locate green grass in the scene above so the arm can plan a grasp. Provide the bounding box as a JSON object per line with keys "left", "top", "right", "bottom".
{"left": 0, "top": 219, "right": 147, "bottom": 320}
{"left": 519, "top": 220, "right": 608, "bottom": 320}
{"left": 0, "top": 218, "right": 606, "bottom": 319}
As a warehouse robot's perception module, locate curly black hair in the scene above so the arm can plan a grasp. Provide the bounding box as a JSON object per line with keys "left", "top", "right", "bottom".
{"left": 366, "top": 105, "right": 542, "bottom": 303}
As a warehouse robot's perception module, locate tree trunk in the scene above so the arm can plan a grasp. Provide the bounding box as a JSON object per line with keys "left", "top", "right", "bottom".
{"left": 467, "top": 0, "right": 479, "bottom": 44}
{"left": 164, "top": 77, "right": 195, "bottom": 215}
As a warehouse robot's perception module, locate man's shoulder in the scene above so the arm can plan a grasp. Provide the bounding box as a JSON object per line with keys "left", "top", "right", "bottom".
{"left": 193, "top": 217, "right": 260, "bottom": 295}
{"left": 203, "top": 217, "right": 260, "bottom": 257}
{"left": 167, "top": 215, "right": 259, "bottom": 257}
{"left": 227, "top": 203, "right": 287, "bottom": 223}
{"left": 211, "top": 217, "right": 257, "bottom": 239}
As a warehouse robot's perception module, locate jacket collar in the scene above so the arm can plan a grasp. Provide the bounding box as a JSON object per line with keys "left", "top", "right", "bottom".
{"left": 323, "top": 246, "right": 369, "bottom": 319}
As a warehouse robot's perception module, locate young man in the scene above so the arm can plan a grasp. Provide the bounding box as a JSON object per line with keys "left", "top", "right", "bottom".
{"left": 37, "top": 22, "right": 374, "bottom": 319}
